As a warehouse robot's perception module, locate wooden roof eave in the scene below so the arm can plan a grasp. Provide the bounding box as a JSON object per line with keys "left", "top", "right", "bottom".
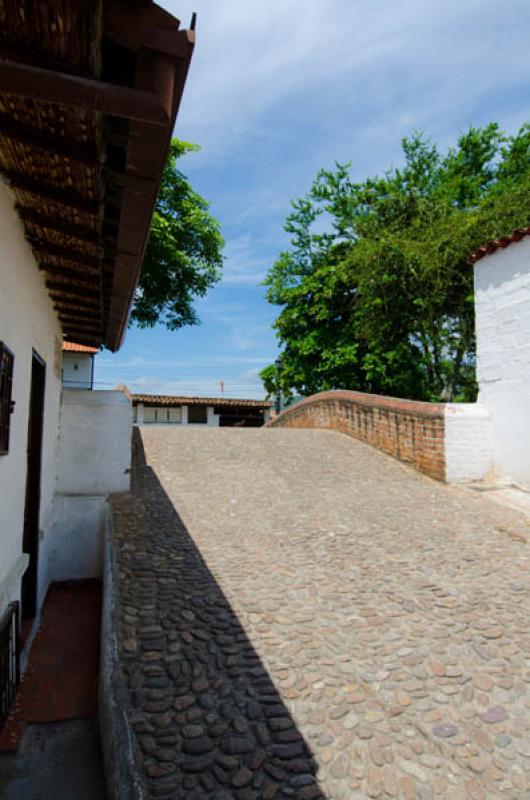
{"left": 0, "top": 57, "right": 174, "bottom": 125}
{"left": 0, "top": 0, "right": 195, "bottom": 352}
{"left": 103, "top": 19, "right": 195, "bottom": 351}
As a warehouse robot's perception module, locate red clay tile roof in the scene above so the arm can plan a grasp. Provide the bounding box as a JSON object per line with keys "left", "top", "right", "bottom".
{"left": 62, "top": 342, "right": 98, "bottom": 354}
{"left": 132, "top": 393, "right": 271, "bottom": 409}
{"left": 470, "top": 227, "right": 530, "bottom": 263}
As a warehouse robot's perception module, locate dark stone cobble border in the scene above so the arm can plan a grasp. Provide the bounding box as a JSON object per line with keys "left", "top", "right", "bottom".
{"left": 106, "top": 436, "right": 324, "bottom": 799}
{"left": 100, "top": 504, "right": 147, "bottom": 800}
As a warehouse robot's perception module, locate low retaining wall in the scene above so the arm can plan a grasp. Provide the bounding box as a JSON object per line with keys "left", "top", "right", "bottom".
{"left": 268, "top": 391, "right": 493, "bottom": 483}
{"left": 99, "top": 506, "right": 146, "bottom": 800}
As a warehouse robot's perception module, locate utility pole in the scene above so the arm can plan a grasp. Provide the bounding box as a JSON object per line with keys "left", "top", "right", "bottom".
{"left": 275, "top": 356, "right": 282, "bottom": 415}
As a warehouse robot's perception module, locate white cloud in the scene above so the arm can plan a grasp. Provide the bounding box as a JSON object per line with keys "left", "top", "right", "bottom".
{"left": 97, "top": 354, "right": 271, "bottom": 371}
{"left": 158, "top": 0, "right": 530, "bottom": 291}
{"left": 220, "top": 232, "right": 271, "bottom": 285}
{"left": 166, "top": 0, "right": 530, "bottom": 159}
{"left": 95, "top": 372, "right": 267, "bottom": 399}
{"left": 122, "top": 376, "right": 266, "bottom": 399}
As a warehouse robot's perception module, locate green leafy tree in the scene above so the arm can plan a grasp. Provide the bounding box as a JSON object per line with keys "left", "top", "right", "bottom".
{"left": 131, "top": 139, "right": 224, "bottom": 329}
{"left": 262, "top": 123, "right": 530, "bottom": 402}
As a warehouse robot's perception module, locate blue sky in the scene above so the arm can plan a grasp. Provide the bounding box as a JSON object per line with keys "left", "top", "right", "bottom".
{"left": 96, "top": 0, "right": 530, "bottom": 398}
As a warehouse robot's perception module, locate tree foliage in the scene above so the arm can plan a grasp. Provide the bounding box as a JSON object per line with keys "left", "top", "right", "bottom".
{"left": 262, "top": 123, "right": 530, "bottom": 402}
{"left": 131, "top": 140, "right": 224, "bottom": 330}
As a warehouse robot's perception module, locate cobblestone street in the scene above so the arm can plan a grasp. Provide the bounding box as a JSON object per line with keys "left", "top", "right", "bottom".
{"left": 112, "top": 427, "right": 530, "bottom": 799}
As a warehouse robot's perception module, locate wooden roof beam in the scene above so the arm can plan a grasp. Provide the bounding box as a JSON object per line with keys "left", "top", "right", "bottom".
{"left": 61, "top": 320, "right": 101, "bottom": 333}
{"left": 105, "top": 1, "right": 194, "bottom": 62}
{"left": 105, "top": 41, "right": 194, "bottom": 350}
{"left": 47, "top": 283, "right": 101, "bottom": 302}
{"left": 39, "top": 263, "right": 100, "bottom": 282}
{"left": 58, "top": 308, "right": 102, "bottom": 321}
{"left": 52, "top": 299, "right": 101, "bottom": 315}
{"left": 0, "top": 114, "right": 99, "bottom": 166}
{"left": 0, "top": 57, "right": 172, "bottom": 125}
{"left": 17, "top": 208, "right": 101, "bottom": 246}
{"left": 0, "top": 169, "right": 101, "bottom": 214}
{"left": 29, "top": 240, "right": 102, "bottom": 267}
{"left": 47, "top": 287, "right": 101, "bottom": 309}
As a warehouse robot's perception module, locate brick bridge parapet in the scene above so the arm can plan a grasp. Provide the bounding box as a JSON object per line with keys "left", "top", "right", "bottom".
{"left": 268, "top": 390, "right": 467, "bottom": 482}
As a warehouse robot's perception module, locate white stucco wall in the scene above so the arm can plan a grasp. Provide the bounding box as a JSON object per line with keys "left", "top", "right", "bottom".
{"left": 57, "top": 390, "right": 131, "bottom": 495}
{"left": 38, "top": 389, "right": 132, "bottom": 602}
{"left": 39, "top": 496, "right": 106, "bottom": 595}
{"left": 444, "top": 403, "right": 493, "bottom": 483}
{"left": 474, "top": 237, "right": 530, "bottom": 488}
{"left": 62, "top": 351, "right": 93, "bottom": 389}
{"left": 0, "top": 181, "right": 62, "bottom": 611}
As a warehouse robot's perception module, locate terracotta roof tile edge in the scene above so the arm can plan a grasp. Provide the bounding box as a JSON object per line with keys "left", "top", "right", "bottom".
{"left": 469, "top": 226, "right": 530, "bottom": 264}
{"left": 62, "top": 342, "right": 98, "bottom": 354}
{"left": 131, "top": 394, "right": 271, "bottom": 408}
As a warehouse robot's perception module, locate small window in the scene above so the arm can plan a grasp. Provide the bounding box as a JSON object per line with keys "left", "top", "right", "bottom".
{"left": 188, "top": 405, "right": 207, "bottom": 424}
{"left": 143, "top": 406, "right": 157, "bottom": 423}
{"left": 143, "top": 407, "right": 178, "bottom": 423}
{"left": 0, "top": 342, "right": 14, "bottom": 455}
{"left": 168, "top": 407, "right": 181, "bottom": 423}
{"left": 157, "top": 408, "right": 169, "bottom": 423}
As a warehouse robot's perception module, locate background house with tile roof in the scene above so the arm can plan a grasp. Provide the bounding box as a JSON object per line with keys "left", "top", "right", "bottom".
{"left": 131, "top": 391, "right": 272, "bottom": 427}
{"left": 62, "top": 342, "right": 98, "bottom": 390}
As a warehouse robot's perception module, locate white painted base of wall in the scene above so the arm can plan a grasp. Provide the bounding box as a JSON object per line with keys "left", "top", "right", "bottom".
{"left": 0, "top": 553, "right": 29, "bottom": 613}
{"left": 38, "top": 496, "right": 106, "bottom": 609}
{"left": 444, "top": 403, "right": 493, "bottom": 484}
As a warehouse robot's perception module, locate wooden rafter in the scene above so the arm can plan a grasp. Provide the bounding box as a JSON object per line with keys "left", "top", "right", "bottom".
{"left": 0, "top": 169, "right": 101, "bottom": 214}
{"left": 39, "top": 263, "right": 100, "bottom": 282}
{"left": 47, "top": 286, "right": 101, "bottom": 304}
{"left": 50, "top": 286, "right": 101, "bottom": 303}
{"left": 61, "top": 319, "right": 101, "bottom": 332}
{"left": 0, "top": 57, "right": 172, "bottom": 125}
{"left": 29, "top": 240, "right": 102, "bottom": 267}
{"left": 17, "top": 207, "right": 101, "bottom": 246}
{"left": 0, "top": 113, "right": 99, "bottom": 166}
{"left": 58, "top": 307, "right": 101, "bottom": 321}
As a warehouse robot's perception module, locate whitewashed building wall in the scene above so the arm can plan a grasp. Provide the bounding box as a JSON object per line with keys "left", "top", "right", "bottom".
{"left": 0, "top": 182, "right": 62, "bottom": 611}
{"left": 474, "top": 236, "right": 530, "bottom": 488}
{"left": 0, "top": 180, "right": 132, "bottom": 620}
{"left": 62, "top": 351, "right": 94, "bottom": 389}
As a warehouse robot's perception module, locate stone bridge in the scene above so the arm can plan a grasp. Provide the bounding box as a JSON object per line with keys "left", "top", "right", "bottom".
{"left": 110, "top": 426, "right": 530, "bottom": 800}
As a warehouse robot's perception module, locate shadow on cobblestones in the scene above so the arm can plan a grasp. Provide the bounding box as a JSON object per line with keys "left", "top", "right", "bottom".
{"left": 110, "top": 430, "right": 325, "bottom": 799}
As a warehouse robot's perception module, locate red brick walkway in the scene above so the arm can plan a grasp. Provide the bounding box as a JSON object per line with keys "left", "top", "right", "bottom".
{"left": 0, "top": 580, "right": 101, "bottom": 752}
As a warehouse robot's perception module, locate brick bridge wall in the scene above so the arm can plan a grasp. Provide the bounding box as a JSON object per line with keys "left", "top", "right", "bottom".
{"left": 267, "top": 390, "right": 446, "bottom": 481}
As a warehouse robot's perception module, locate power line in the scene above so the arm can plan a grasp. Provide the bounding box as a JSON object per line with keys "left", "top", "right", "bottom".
{"left": 90, "top": 379, "right": 267, "bottom": 398}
